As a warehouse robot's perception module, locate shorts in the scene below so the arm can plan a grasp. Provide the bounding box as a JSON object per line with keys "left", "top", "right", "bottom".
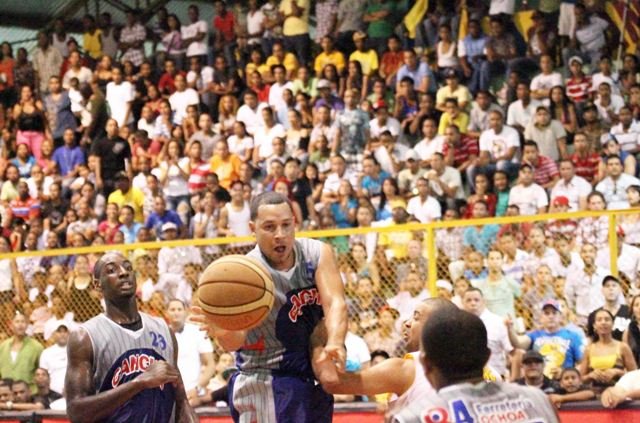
{"left": 558, "top": 3, "right": 576, "bottom": 36}
{"left": 228, "top": 372, "right": 333, "bottom": 423}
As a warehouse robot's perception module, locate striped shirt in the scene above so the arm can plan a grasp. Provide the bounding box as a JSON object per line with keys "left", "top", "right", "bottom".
{"left": 570, "top": 152, "right": 600, "bottom": 183}
{"left": 566, "top": 75, "right": 592, "bottom": 103}
{"left": 442, "top": 136, "right": 479, "bottom": 168}
{"left": 530, "top": 155, "right": 559, "bottom": 186}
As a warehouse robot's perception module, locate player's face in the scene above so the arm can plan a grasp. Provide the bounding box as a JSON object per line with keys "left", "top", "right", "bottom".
{"left": 98, "top": 253, "right": 136, "bottom": 299}
{"left": 405, "top": 303, "right": 431, "bottom": 351}
{"left": 251, "top": 203, "right": 296, "bottom": 269}
{"left": 167, "top": 301, "right": 187, "bottom": 326}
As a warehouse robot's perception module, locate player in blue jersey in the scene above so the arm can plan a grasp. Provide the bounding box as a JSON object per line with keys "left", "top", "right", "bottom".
{"left": 193, "top": 191, "right": 347, "bottom": 423}
{"left": 65, "top": 252, "right": 197, "bottom": 423}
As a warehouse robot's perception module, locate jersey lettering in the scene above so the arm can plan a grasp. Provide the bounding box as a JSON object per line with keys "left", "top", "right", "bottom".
{"left": 288, "top": 288, "right": 321, "bottom": 322}
{"left": 111, "top": 353, "right": 156, "bottom": 388}
{"left": 451, "top": 399, "right": 475, "bottom": 423}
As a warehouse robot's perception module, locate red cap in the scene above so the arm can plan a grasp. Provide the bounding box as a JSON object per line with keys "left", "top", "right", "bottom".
{"left": 373, "top": 99, "right": 387, "bottom": 111}
{"left": 552, "top": 196, "right": 569, "bottom": 207}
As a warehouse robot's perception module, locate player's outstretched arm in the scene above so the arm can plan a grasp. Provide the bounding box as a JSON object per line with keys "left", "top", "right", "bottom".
{"left": 189, "top": 306, "right": 247, "bottom": 351}
{"left": 171, "top": 330, "right": 199, "bottom": 422}
{"left": 316, "top": 243, "right": 348, "bottom": 371}
{"left": 65, "top": 328, "right": 179, "bottom": 423}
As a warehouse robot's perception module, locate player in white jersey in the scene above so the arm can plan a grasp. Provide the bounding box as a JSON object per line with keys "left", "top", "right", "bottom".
{"left": 391, "top": 308, "right": 559, "bottom": 423}
{"left": 314, "top": 299, "right": 456, "bottom": 417}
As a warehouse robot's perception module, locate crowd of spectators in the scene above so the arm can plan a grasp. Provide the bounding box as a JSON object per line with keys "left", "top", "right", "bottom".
{"left": 0, "top": 0, "right": 640, "bottom": 412}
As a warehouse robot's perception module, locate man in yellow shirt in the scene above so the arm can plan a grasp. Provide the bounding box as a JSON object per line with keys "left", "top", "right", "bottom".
{"left": 349, "top": 31, "right": 379, "bottom": 77}
{"left": 314, "top": 36, "right": 346, "bottom": 76}
{"left": 210, "top": 139, "right": 243, "bottom": 189}
{"left": 279, "top": 0, "right": 311, "bottom": 64}
{"left": 436, "top": 69, "right": 472, "bottom": 112}
{"left": 438, "top": 98, "right": 470, "bottom": 135}
{"left": 107, "top": 172, "right": 146, "bottom": 223}
{"left": 266, "top": 41, "right": 300, "bottom": 80}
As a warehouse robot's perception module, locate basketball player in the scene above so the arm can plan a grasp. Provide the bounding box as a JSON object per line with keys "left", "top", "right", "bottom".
{"left": 392, "top": 308, "right": 559, "bottom": 423}
{"left": 65, "top": 252, "right": 197, "bottom": 422}
{"left": 193, "top": 192, "right": 347, "bottom": 422}
{"left": 314, "top": 299, "right": 456, "bottom": 417}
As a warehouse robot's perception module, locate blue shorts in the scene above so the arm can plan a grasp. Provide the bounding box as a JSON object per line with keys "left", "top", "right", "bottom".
{"left": 228, "top": 372, "right": 333, "bottom": 423}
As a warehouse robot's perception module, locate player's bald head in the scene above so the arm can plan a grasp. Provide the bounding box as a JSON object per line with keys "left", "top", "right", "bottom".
{"left": 94, "top": 251, "right": 127, "bottom": 281}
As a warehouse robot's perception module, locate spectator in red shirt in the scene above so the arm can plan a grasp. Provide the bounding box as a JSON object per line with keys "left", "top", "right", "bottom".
{"left": 379, "top": 35, "right": 404, "bottom": 88}
{"left": 570, "top": 132, "right": 600, "bottom": 184}
{"left": 8, "top": 180, "right": 40, "bottom": 227}
{"left": 464, "top": 173, "right": 497, "bottom": 218}
{"left": 132, "top": 130, "right": 162, "bottom": 170}
{"left": 522, "top": 140, "right": 559, "bottom": 189}
{"left": 213, "top": 0, "right": 237, "bottom": 67}
{"left": 565, "top": 56, "right": 592, "bottom": 107}
{"left": 442, "top": 124, "right": 479, "bottom": 188}
{"left": 248, "top": 70, "right": 271, "bottom": 104}
{"left": 157, "top": 58, "right": 184, "bottom": 96}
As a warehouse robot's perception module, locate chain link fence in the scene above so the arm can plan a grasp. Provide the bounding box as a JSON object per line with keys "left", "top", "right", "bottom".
{"left": 0, "top": 210, "right": 636, "bottom": 359}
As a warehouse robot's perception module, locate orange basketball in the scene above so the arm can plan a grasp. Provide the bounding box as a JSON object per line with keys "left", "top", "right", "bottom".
{"left": 197, "top": 255, "right": 275, "bottom": 331}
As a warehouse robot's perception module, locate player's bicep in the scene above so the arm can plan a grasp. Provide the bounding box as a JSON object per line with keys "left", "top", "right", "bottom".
{"left": 65, "top": 329, "right": 95, "bottom": 401}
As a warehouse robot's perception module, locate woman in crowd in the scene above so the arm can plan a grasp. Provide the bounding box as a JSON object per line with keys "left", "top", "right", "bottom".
{"left": 581, "top": 309, "right": 637, "bottom": 391}
{"left": 157, "top": 138, "right": 191, "bottom": 223}
{"left": 13, "top": 85, "right": 47, "bottom": 160}
{"left": 66, "top": 254, "right": 102, "bottom": 322}
{"left": 376, "top": 177, "right": 404, "bottom": 222}
{"left": 576, "top": 191, "right": 609, "bottom": 248}
{"left": 216, "top": 95, "right": 238, "bottom": 136}
{"left": 623, "top": 295, "right": 640, "bottom": 367}
{"left": 549, "top": 85, "right": 578, "bottom": 141}
{"left": 330, "top": 180, "right": 358, "bottom": 228}
{"left": 620, "top": 185, "right": 640, "bottom": 246}
{"left": 465, "top": 173, "right": 496, "bottom": 218}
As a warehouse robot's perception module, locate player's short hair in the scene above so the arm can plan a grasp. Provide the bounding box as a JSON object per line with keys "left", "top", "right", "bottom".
{"left": 250, "top": 192, "right": 294, "bottom": 220}
{"left": 421, "top": 308, "right": 490, "bottom": 381}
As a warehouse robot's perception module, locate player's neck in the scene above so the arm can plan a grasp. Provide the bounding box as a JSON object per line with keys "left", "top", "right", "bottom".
{"left": 105, "top": 298, "right": 140, "bottom": 325}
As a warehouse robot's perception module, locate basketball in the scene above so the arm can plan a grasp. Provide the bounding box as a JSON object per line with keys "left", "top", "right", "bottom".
{"left": 197, "top": 255, "right": 275, "bottom": 331}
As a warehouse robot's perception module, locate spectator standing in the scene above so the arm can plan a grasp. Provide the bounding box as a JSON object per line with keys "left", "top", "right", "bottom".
{"left": 0, "top": 312, "right": 44, "bottom": 392}
{"left": 279, "top": 0, "right": 311, "bottom": 65}
{"left": 333, "top": 89, "right": 369, "bottom": 167}
{"left": 107, "top": 172, "right": 145, "bottom": 224}
{"left": 182, "top": 4, "right": 208, "bottom": 64}
{"left": 473, "top": 250, "right": 520, "bottom": 318}
{"left": 33, "top": 32, "right": 63, "bottom": 96}
{"left": 105, "top": 66, "right": 134, "bottom": 129}
{"left": 91, "top": 119, "right": 131, "bottom": 197}
{"left": 587, "top": 275, "right": 631, "bottom": 341}
{"left": 459, "top": 19, "right": 488, "bottom": 94}
{"left": 43, "top": 76, "right": 76, "bottom": 149}
{"left": 38, "top": 323, "right": 68, "bottom": 395}
{"left": 119, "top": 11, "right": 146, "bottom": 67}
{"left": 167, "top": 299, "right": 215, "bottom": 403}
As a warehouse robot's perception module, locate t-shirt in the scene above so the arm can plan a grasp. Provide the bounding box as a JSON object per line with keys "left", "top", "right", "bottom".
{"left": 90, "top": 136, "right": 131, "bottom": 181}
{"left": 527, "top": 328, "right": 584, "bottom": 377}
{"left": 479, "top": 125, "right": 520, "bottom": 162}
{"left": 106, "top": 81, "right": 135, "bottom": 127}
{"left": 508, "top": 183, "right": 549, "bottom": 215}
{"left": 279, "top": 0, "right": 310, "bottom": 36}
{"left": 182, "top": 20, "right": 208, "bottom": 57}
{"left": 349, "top": 50, "right": 379, "bottom": 77}
{"left": 175, "top": 323, "right": 214, "bottom": 391}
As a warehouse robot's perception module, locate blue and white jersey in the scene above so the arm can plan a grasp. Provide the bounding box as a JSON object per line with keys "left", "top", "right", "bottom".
{"left": 82, "top": 312, "right": 176, "bottom": 423}
{"left": 238, "top": 238, "right": 325, "bottom": 380}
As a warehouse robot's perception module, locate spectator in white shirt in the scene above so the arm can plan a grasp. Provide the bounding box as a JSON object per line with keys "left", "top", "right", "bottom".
{"left": 530, "top": 54, "right": 563, "bottom": 101}
{"left": 551, "top": 159, "right": 592, "bottom": 211}
{"left": 169, "top": 74, "right": 199, "bottom": 125}
{"left": 39, "top": 322, "right": 69, "bottom": 395}
{"left": 236, "top": 90, "right": 268, "bottom": 136}
{"left": 609, "top": 105, "right": 640, "bottom": 154}
{"left": 268, "top": 64, "right": 293, "bottom": 112}
{"left": 62, "top": 51, "right": 93, "bottom": 89}
{"left": 473, "top": 109, "right": 521, "bottom": 182}
{"left": 595, "top": 82, "right": 625, "bottom": 126}
{"left": 105, "top": 66, "right": 134, "bottom": 127}
{"left": 463, "top": 287, "right": 513, "bottom": 377}
{"left": 369, "top": 101, "right": 401, "bottom": 140}
{"left": 182, "top": 4, "right": 208, "bottom": 61}
{"left": 252, "top": 107, "right": 285, "bottom": 168}
{"left": 413, "top": 117, "right": 444, "bottom": 166}
{"left": 426, "top": 152, "right": 464, "bottom": 210}
{"left": 508, "top": 163, "right": 548, "bottom": 215}
{"left": 596, "top": 155, "right": 640, "bottom": 210}
{"left": 406, "top": 177, "right": 442, "bottom": 223}
{"left": 166, "top": 299, "right": 215, "bottom": 400}
{"left": 507, "top": 82, "right": 541, "bottom": 133}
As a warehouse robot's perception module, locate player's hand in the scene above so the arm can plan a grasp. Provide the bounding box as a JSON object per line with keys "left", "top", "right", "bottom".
{"left": 321, "top": 343, "right": 347, "bottom": 373}
{"left": 137, "top": 361, "right": 179, "bottom": 389}
{"left": 601, "top": 386, "right": 627, "bottom": 408}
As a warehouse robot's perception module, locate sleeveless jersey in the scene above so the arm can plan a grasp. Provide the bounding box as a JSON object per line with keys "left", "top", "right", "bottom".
{"left": 391, "top": 381, "right": 559, "bottom": 423}
{"left": 81, "top": 312, "right": 176, "bottom": 423}
{"left": 387, "top": 352, "right": 435, "bottom": 416}
{"left": 237, "top": 238, "right": 324, "bottom": 380}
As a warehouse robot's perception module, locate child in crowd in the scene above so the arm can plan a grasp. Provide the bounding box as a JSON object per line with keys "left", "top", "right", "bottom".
{"left": 549, "top": 368, "right": 595, "bottom": 408}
